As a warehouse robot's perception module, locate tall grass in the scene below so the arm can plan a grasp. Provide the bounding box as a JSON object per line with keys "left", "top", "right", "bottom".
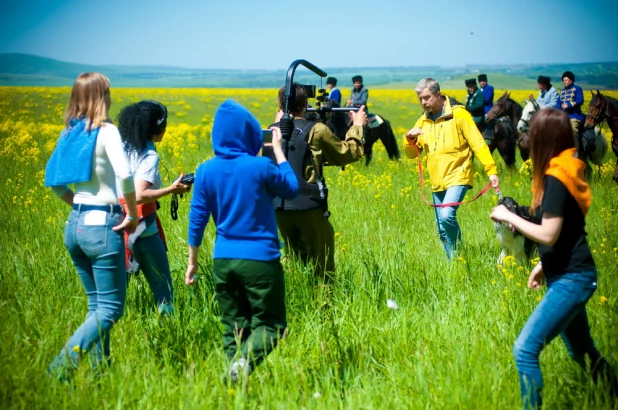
{"left": 1, "top": 87, "right": 617, "bottom": 409}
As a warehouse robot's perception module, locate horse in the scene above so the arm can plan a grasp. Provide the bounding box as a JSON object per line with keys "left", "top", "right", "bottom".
{"left": 585, "top": 90, "right": 618, "bottom": 183}
{"left": 519, "top": 98, "right": 608, "bottom": 177}
{"left": 515, "top": 98, "right": 539, "bottom": 162}
{"left": 484, "top": 91, "right": 523, "bottom": 168}
{"left": 320, "top": 100, "right": 400, "bottom": 166}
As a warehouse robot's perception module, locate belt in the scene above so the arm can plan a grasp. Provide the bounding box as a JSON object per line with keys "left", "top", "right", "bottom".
{"left": 73, "top": 203, "right": 122, "bottom": 213}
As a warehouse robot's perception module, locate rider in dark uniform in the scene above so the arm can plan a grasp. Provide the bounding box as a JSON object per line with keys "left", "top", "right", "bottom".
{"left": 465, "top": 78, "right": 485, "bottom": 133}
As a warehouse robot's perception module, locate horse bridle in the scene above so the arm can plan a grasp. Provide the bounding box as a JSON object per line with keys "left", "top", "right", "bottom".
{"left": 519, "top": 117, "right": 531, "bottom": 132}
{"left": 519, "top": 101, "right": 540, "bottom": 132}
{"left": 490, "top": 100, "right": 507, "bottom": 118}
{"left": 586, "top": 95, "right": 610, "bottom": 125}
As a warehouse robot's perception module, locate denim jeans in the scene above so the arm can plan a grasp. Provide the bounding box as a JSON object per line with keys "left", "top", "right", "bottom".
{"left": 513, "top": 270, "right": 612, "bottom": 409}
{"left": 133, "top": 233, "right": 174, "bottom": 315}
{"left": 432, "top": 185, "right": 469, "bottom": 259}
{"left": 49, "top": 208, "right": 126, "bottom": 376}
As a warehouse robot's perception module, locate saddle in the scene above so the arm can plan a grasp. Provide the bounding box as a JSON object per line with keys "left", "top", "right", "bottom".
{"left": 346, "top": 113, "right": 383, "bottom": 128}
{"left": 367, "top": 114, "right": 383, "bottom": 129}
{"left": 484, "top": 116, "right": 513, "bottom": 142}
{"left": 580, "top": 127, "right": 597, "bottom": 155}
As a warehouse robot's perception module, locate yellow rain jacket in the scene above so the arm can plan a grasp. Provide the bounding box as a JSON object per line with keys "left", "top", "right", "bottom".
{"left": 404, "top": 96, "right": 497, "bottom": 192}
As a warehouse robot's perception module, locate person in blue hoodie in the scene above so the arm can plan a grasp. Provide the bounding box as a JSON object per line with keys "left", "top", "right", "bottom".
{"left": 185, "top": 100, "right": 299, "bottom": 383}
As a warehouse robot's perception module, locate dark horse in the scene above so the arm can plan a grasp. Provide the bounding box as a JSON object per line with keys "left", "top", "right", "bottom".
{"left": 585, "top": 90, "right": 618, "bottom": 183}
{"left": 485, "top": 91, "right": 523, "bottom": 167}
{"left": 320, "top": 100, "right": 400, "bottom": 166}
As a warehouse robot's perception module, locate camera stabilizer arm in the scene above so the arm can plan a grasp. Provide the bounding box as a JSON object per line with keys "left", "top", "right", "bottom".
{"left": 281, "top": 60, "right": 327, "bottom": 143}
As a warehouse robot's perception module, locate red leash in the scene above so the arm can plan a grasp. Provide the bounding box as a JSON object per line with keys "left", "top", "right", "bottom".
{"left": 412, "top": 143, "right": 501, "bottom": 208}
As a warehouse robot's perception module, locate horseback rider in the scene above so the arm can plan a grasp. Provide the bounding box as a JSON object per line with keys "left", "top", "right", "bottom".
{"left": 479, "top": 73, "right": 495, "bottom": 140}
{"left": 556, "top": 71, "right": 585, "bottom": 154}
{"left": 478, "top": 74, "right": 494, "bottom": 114}
{"left": 531, "top": 75, "right": 559, "bottom": 108}
{"left": 266, "top": 83, "right": 366, "bottom": 282}
{"left": 347, "top": 75, "right": 368, "bottom": 109}
{"left": 326, "top": 77, "right": 341, "bottom": 106}
{"left": 465, "top": 78, "right": 485, "bottom": 132}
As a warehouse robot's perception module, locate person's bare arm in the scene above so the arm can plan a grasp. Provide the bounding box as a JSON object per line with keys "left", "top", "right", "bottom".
{"left": 134, "top": 175, "right": 189, "bottom": 204}
{"left": 491, "top": 206, "right": 563, "bottom": 246}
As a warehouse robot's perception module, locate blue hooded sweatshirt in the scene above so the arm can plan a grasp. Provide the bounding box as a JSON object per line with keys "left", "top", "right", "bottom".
{"left": 187, "top": 100, "right": 299, "bottom": 261}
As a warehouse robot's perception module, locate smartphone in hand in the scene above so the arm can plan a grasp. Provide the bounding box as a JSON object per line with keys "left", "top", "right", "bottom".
{"left": 181, "top": 173, "right": 195, "bottom": 185}
{"left": 262, "top": 129, "right": 273, "bottom": 144}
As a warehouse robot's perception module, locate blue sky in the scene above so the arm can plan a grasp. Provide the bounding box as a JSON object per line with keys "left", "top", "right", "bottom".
{"left": 1, "top": 0, "right": 617, "bottom": 69}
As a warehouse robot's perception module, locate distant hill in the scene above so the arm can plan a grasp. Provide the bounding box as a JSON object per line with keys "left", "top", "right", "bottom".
{"left": 1, "top": 53, "right": 617, "bottom": 89}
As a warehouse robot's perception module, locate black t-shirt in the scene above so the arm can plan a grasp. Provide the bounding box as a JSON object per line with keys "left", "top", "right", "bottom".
{"left": 538, "top": 176, "right": 595, "bottom": 276}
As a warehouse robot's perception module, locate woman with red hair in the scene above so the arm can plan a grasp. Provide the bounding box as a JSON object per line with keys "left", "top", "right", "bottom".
{"left": 490, "top": 108, "right": 616, "bottom": 408}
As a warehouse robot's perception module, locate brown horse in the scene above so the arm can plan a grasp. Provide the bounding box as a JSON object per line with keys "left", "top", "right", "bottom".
{"left": 485, "top": 91, "right": 523, "bottom": 168}
{"left": 585, "top": 90, "right": 618, "bottom": 183}
{"left": 320, "top": 100, "right": 400, "bottom": 166}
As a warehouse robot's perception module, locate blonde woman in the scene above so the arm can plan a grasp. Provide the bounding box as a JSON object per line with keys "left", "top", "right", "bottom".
{"left": 45, "top": 72, "right": 138, "bottom": 379}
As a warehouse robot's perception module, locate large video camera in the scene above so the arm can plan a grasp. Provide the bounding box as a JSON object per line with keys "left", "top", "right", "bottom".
{"left": 299, "top": 84, "right": 328, "bottom": 104}
{"left": 279, "top": 59, "right": 360, "bottom": 144}
{"left": 290, "top": 77, "right": 357, "bottom": 129}
{"left": 301, "top": 84, "right": 317, "bottom": 99}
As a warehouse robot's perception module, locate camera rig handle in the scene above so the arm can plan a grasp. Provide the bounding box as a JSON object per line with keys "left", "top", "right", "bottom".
{"left": 306, "top": 107, "right": 360, "bottom": 112}
{"left": 281, "top": 60, "right": 327, "bottom": 142}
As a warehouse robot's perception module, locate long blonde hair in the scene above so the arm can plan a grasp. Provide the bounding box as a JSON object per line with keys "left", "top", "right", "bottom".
{"left": 64, "top": 72, "right": 111, "bottom": 130}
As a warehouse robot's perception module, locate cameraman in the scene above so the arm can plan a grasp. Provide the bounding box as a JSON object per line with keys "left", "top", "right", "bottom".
{"left": 268, "top": 83, "right": 366, "bottom": 282}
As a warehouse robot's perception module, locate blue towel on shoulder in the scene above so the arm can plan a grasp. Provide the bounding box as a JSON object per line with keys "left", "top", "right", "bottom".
{"left": 45, "top": 117, "right": 100, "bottom": 187}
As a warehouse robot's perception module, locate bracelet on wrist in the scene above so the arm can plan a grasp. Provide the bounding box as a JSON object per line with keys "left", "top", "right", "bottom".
{"left": 128, "top": 215, "right": 138, "bottom": 221}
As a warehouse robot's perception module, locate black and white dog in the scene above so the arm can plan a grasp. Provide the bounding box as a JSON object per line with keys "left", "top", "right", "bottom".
{"left": 495, "top": 197, "right": 541, "bottom": 265}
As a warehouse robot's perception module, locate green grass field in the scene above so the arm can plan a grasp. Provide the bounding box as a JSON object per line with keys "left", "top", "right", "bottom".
{"left": 1, "top": 87, "right": 617, "bottom": 409}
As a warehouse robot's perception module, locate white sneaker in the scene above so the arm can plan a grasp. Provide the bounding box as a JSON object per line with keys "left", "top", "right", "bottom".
{"left": 228, "top": 358, "right": 250, "bottom": 383}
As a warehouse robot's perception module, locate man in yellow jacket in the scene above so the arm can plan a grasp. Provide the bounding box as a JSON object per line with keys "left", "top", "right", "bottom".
{"left": 405, "top": 78, "right": 500, "bottom": 258}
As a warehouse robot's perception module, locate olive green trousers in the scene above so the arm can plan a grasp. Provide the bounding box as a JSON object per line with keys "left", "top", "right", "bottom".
{"left": 213, "top": 258, "right": 286, "bottom": 369}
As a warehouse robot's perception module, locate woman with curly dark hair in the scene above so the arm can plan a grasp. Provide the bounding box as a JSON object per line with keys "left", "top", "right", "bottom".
{"left": 117, "top": 100, "right": 190, "bottom": 315}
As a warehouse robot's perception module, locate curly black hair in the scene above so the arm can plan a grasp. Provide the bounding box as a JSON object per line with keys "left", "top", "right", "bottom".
{"left": 117, "top": 100, "right": 168, "bottom": 154}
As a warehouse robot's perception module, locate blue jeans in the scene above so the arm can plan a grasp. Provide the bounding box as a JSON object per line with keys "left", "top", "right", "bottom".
{"left": 513, "top": 270, "right": 612, "bottom": 409}
{"left": 49, "top": 208, "right": 126, "bottom": 376}
{"left": 133, "top": 233, "right": 174, "bottom": 315}
{"left": 432, "top": 185, "right": 469, "bottom": 259}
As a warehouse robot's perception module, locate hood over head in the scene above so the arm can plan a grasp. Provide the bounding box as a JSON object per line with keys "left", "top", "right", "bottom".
{"left": 212, "top": 99, "right": 262, "bottom": 158}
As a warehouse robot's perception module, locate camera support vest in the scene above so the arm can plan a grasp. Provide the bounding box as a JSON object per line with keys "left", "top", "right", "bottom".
{"left": 265, "top": 119, "right": 328, "bottom": 213}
